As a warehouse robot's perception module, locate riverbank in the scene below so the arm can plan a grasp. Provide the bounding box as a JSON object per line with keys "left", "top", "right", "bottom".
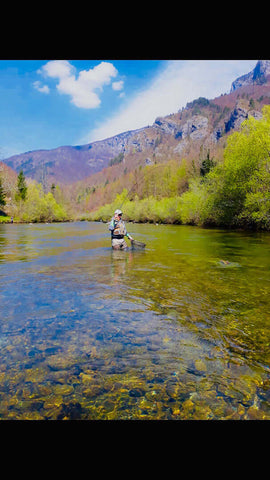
{"left": 0, "top": 216, "right": 73, "bottom": 225}
{"left": 0, "top": 216, "right": 12, "bottom": 224}
{"left": 2, "top": 213, "right": 267, "bottom": 233}
{"left": 87, "top": 191, "right": 270, "bottom": 232}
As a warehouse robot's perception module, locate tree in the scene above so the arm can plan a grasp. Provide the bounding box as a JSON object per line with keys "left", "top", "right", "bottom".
{"left": 200, "top": 149, "right": 216, "bottom": 177}
{"left": 16, "top": 170, "right": 27, "bottom": 202}
{"left": 201, "top": 105, "right": 270, "bottom": 227}
{"left": 249, "top": 97, "right": 255, "bottom": 109}
{"left": 21, "top": 182, "right": 68, "bottom": 223}
{"left": 51, "top": 183, "right": 56, "bottom": 195}
{"left": 0, "top": 175, "right": 6, "bottom": 211}
{"left": 108, "top": 152, "right": 124, "bottom": 167}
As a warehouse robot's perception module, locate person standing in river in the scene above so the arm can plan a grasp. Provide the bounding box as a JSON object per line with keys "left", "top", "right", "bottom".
{"left": 109, "top": 209, "right": 133, "bottom": 250}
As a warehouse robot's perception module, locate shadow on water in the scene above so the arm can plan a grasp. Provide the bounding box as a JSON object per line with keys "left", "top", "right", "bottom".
{"left": 0, "top": 221, "right": 270, "bottom": 419}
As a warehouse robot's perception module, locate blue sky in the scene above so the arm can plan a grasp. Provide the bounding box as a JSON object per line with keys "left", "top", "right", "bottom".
{"left": 0, "top": 59, "right": 256, "bottom": 159}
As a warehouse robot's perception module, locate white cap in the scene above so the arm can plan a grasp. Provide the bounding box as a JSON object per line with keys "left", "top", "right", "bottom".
{"left": 114, "top": 209, "right": 122, "bottom": 215}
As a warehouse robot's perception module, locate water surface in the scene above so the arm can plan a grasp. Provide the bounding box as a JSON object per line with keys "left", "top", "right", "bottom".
{"left": 0, "top": 221, "right": 270, "bottom": 419}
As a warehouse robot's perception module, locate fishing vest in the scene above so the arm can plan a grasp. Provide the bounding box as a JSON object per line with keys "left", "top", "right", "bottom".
{"left": 112, "top": 219, "right": 126, "bottom": 239}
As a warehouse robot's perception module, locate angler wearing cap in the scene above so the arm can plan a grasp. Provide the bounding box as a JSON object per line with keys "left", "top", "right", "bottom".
{"left": 109, "top": 209, "right": 133, "bottom": 250}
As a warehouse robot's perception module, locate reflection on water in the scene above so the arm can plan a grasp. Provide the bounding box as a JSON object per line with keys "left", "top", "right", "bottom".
{"left": 0, "top": 221, "right": 270, "bottom": 419}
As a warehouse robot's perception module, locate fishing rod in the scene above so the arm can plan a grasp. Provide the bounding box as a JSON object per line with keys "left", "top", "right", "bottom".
{"left": 112, "top": 179, "right": 146, "bottom": 250}
{"left": 119, "top": 180, "right": 138, "bottom": 209}
{"left": 105, "top": 180, "right": 138, "bottom": 225}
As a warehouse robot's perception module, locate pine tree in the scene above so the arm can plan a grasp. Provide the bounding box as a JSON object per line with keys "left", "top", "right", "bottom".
{"left": 16, "top": 170, "right": 27, "bottom": 202}
{"left": 0, "top": 176, "right": 6, "bottom": 210}
{"left": 200, "top": 150, "right": 216, "bottom": 177}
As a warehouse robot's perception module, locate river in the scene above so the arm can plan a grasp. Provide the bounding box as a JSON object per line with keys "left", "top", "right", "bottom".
{"left": 0, "top": 221, "right": 270, "bottom": 419}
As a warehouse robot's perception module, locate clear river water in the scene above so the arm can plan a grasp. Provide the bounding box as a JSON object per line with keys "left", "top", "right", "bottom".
{"left": 0, "top": 221, "right": 270, "bottom": 420}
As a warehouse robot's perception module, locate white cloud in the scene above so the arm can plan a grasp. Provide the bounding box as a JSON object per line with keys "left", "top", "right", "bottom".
{"left": 38, "top": 60, "right": 118, "bottom": 109}
{"left": 32, "top": 80, "right": 50, "bottom": 94}
{"left": 86, "top": 60, "right": 256, "bottom": 142}
{"left": 39, "top": 60, "right": 75, "bottom": 79}
{"left": 112, "top": 80, "right": 124, "bottom": 91}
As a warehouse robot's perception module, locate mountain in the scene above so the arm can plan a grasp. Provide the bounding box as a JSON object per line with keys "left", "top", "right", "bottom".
{"left": 2, "top": 60, "right": 270, "bottom": 188}
{"left": 2, "top": 130, "right": 144, "bottom": 187}
{"left": 231, "top": 60, "right": 270, "bottom": 91}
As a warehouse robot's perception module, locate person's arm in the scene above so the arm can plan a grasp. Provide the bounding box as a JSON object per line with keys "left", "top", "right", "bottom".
{"left": 108, "top": 218, "right": 115, "bottom": 231}
{"left": 125, "top": 225, "right": 133, "bottom": 241}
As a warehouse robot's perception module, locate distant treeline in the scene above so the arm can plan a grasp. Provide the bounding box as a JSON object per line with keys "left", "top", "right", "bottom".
{"left": 0, "top": 169, "right": 69, "bottom": 223}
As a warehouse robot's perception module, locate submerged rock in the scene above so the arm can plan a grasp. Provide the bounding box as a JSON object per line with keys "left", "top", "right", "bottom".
{"left": 194, "top": 359, "right": 207, "bottom": 373}
{"left": 129, "top": 388, "right": 145, "bottom": 398}
{"left": 57, "top": 402, "right": 83, "bottom": 420}
{"left": 53, "top": 384, "right": 74, "bottom": 396}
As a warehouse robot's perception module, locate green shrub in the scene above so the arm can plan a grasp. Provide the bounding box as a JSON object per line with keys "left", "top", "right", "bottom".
{"left": 20, "top": 182, "right": 68, "bottom": 223}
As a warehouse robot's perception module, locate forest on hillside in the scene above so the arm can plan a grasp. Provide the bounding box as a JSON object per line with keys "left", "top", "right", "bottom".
{"left": 89, "top": 105, "right": 270, "bottom": 231}
{"left": 1, "top": 105, "right": 270, "bottom": 230}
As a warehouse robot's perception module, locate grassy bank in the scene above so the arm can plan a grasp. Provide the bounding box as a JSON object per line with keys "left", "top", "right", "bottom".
{"left": 0, "top": 216, "right": 12, "bottom": 224}
{"left": 88, "top": 191, "right": 183, "bottom": 224}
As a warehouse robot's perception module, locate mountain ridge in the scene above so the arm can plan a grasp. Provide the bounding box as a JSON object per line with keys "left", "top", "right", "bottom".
{"left": 231, "top": 60, "right": 270, "bottom": 92}
{"left": 2, "top": 128, "right": 146, "bottom": 186}
{"left": 3, "top": 60, "right": 270, "bottom": 188}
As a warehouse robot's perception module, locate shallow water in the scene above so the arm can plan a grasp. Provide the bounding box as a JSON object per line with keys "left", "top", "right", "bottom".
{"left": 0, "top": 221, "right": 270, "bottom": 419}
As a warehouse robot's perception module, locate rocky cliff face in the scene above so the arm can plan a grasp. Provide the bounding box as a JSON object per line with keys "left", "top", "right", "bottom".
{"left": 231, "top": 60, "right": 270, "bottom": 92}
{"left": 154, "top": 114, "right": 209, "bottom": 140}
{"left": 225, "top": 106, "right": 262, "bottom": 133}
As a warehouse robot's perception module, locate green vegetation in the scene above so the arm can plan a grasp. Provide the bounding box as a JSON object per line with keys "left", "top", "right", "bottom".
{"left": 199, "top": 149, "right": 216, "bottom": 177}
{"left": 16, "top": 169, "right": 27, "bottom": 202}
{"left": 198, "top": 105, "right": 270, "bottom": 229}
{"left": 108, "top": 152, "right": 124, "bottom": 167}
{"left": 0, "top": 216, "right": 11, "bottom": 223}
{"left": 89, "top": 106, "right": 270, "bottom": 230}
{"left": 89, "top": 189, "right": 182, "bottom": 224}
{"left": 0, "top": 169, "right": 69, "bottom": 223}
{"left": 0, "top": 175, "right": 6, "bottom": 212}
{"left": 20, "top": 182, "right": 68, "bottom": 223}
{"left": 186, "top": 97, "right": 210, "bottom": 109}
